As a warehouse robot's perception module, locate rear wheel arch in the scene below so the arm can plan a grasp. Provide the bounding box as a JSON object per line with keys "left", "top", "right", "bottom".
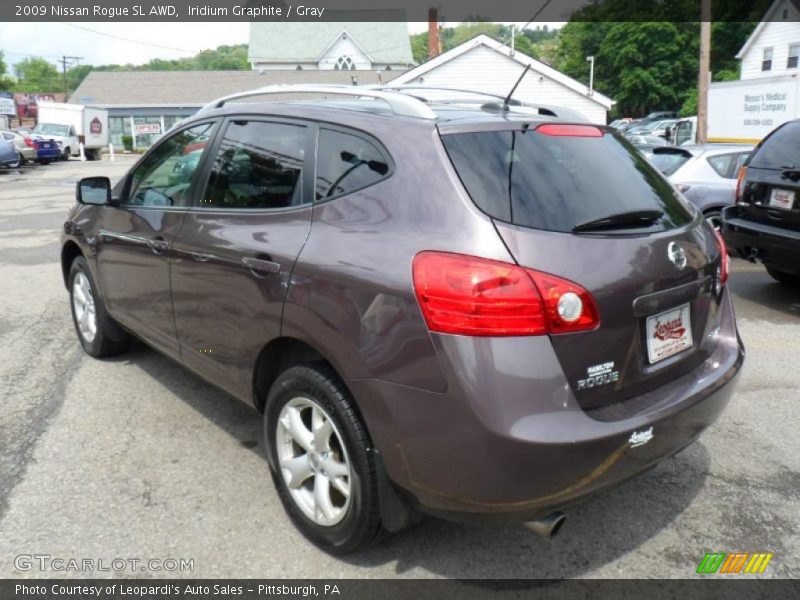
{"left": 253, "top": 337, "right": 332, "bottom": 412}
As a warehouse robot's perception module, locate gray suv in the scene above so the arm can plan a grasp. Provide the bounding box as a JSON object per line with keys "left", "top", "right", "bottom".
{"left": 61, "top": 85, "right": 743, "bottom": 553}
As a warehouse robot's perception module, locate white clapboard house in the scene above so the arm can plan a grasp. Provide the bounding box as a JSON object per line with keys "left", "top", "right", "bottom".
{"left": 737, "top": 0, "right": 800, "bottom": 80}
{"left": 388, "top": 34, "right": 615, "bottom": 124}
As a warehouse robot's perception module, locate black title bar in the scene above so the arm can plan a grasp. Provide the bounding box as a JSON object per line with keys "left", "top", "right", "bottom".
{"left": 0, "top": 0, "right": 790, "bottom": 22}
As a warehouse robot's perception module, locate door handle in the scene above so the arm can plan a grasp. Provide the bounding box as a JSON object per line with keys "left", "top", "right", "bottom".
{"left": 190, "top": 252, "right": 212, "bottom": 262}
{"left": 147, "top": 237, "right": 169, "bottom": 254}
{"left": 242, "top": 256, "right": 281, "bottom": 276}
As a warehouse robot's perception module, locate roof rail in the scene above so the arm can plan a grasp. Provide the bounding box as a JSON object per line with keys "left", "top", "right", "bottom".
{"left": 199, "top": 84, "right": 437, "bottom": 120}
{"left": 370, "top": 85, "right": 590, "bottom": 122}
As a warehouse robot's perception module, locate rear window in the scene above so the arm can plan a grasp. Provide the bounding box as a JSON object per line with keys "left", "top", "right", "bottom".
{"left": 441, "top": 127, "right": 693, "bottom": 233}
{"left": 648, "top": 151, "right": 692, "bottom": 176}
{"left": 750, "top": 121, "right": 800, "bottom": 169}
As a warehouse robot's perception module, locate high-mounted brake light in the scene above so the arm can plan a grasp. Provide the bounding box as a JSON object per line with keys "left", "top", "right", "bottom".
{"left": 713, "top": 230, "right": 729, "bottom": 287}
{"left": 535, "top": 124, "right": 604, "bottom": 138}
{"left": 735, "top": 166, "right": 747, "bottom": 204}
{"left": 412, "top": 252, "right": 600, "bottom": 336}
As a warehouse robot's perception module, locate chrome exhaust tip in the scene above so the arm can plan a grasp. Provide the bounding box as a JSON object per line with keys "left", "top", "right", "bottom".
{"left": 526, "top": 511, "right": 566, "bottom": 539}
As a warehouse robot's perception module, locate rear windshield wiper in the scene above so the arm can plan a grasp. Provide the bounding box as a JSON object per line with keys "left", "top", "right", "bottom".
{"left": 573, "top": 209, "right": 664, "bottom": 233}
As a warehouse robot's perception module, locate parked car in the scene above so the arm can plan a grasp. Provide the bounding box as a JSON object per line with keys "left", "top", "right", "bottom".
{"left": 608, "top": 118, "right": 633, "bottom": 129}
{"left": 1, "top": 129, "right": 37, "bottom": 165}
{"left": 61, "top": 85, "right": 743, "bottom": 553}
{"left": 722, "top": 119, "right": 800, "bottom": 286}
{"left": 645, "top": 110, "right": 679, "bottom": 121}
{"left": 625, "top": 119, "right": 675, "bottom": 137}
{"left": 648, "top": 145, "right": 752, "bottom": 230}
{"left": 626, "top": 134, "right": 670, "bottom": 152}
{"left": 31, "top": 137, "right": 61, "bottom": 164}
{"left": 0, "top": 137, "right": 18, "bottom": 168}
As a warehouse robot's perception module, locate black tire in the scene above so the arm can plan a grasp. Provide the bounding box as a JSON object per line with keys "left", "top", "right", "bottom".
{"left": 68, "top": 256, "right": 130, "bottom": 358}
{"left": 62, "top": 147, "right": 70, "bottom": 161}
{"left": 264, "top": 364, "right": 383, "bottom": 554}
{"left": 766, "top": 266, "right": 800, "bottom": 287}
{"left": 8, "top": 152, "right": 22, "bottom": 169}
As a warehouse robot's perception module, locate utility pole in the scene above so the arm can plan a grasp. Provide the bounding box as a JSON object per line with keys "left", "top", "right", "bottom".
{"left": 58, "top": 55, "right": 82, "bottom": 98}
{"left": 511, "top": 24, "right": 516, "bottom": 57}
{"left": 696, "top": 0, "right": 711, "bottom": 144}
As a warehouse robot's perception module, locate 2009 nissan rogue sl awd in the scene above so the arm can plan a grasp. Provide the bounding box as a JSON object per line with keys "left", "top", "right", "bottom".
{"left": 61, "top": 85, "right": 744, "bottom": 553}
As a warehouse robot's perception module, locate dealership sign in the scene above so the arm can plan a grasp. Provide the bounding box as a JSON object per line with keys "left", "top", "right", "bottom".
{"left": 134, "top": 123, "right": 161, "bottom": 135}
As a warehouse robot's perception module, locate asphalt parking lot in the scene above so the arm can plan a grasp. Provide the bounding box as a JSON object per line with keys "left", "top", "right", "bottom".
{"left": 0, "top": 157, "right": 798, "bottom": 579}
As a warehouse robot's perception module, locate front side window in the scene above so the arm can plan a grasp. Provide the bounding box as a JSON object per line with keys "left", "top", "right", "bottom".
{"left": 763, "top": 47, "right": 773, "bottom": 71}
{"left": 202, "top": 120, "right": 306, "bottom": 210}
{"left": 127, "top": 122, "right": 214, "bottom": 207}
{"left": 788, "top": 44, "right": 800, "bottom": 68}
{"left": 315, "top": 129, "right": 391, "bottom": 200}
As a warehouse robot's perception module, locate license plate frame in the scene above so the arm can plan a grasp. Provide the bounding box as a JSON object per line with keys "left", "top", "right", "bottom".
{"left": 645, "top": 303, "right": 693, "bottom": 364}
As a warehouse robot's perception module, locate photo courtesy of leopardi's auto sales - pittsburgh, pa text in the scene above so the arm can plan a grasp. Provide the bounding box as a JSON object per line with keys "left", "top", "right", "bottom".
{"left": 0, "top": 0, "right": 799, "bottom": 599}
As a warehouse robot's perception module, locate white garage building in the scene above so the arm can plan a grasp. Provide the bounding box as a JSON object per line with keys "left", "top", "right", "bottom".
{"left": 389, "top": 34, "right": 615, "bottom": 124}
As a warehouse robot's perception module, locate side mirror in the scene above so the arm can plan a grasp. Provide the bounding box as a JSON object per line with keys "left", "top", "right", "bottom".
{"left": 76, "top": 177, "right": 111, "bottom": 205}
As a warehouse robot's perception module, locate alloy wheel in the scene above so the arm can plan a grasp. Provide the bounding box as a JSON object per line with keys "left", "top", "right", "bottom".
{"left": 276, "top": 396, "right": 352, "bottom": 527}
{"left": 72, "top": 272, "right": 97, "bottom": 343}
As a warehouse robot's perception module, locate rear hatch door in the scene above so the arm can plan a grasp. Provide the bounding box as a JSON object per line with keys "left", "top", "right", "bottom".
{"left": 739, "top": 120, "right": 800, "bottom": 232}
{"left": 440, "top": 122, "right": 724, "bottom": 411}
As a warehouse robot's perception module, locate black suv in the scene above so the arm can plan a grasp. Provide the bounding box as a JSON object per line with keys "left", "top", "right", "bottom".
{"left": 722, "top": 119, "right": 800, "bottom": 286}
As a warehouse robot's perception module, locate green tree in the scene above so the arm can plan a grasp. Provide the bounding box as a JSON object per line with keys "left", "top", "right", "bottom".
{"left": 67, "top": 64, "right": 94, "bottom": 93}
{"left": 549, "top": 1, "right": 760, "bottom": 117}
{"left": 0, "top": 51, "right": 16, "bottom": 92}
{"left": 14, "top": 57, "right": 61, "bottom": 92}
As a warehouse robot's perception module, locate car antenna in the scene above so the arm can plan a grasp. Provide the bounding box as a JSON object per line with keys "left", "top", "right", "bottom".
{"left": 504, "top": 64, "right": 531, "bottom": 110}
{"left": 484, "top": 64, "right": 531, "bottom": 113}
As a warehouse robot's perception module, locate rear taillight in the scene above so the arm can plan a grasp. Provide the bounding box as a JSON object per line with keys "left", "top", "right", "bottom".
{"left": 412, "top": 251, "right": 600, "bottom": 336}
{"left": 735, "top": 165, "right": 747, "bottom": 204}
{"left": 535, "top": 123, "right": 604, "bottom": 137}
{"left": 713, "top": 230, "right": 729, "bottom": 287}
{"left": 24, "top": 137, "right": 34, "bottom": 148}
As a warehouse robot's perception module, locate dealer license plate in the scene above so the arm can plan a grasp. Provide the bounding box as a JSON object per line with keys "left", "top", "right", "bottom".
{"left": 769, "top": 188, "right": 795, "bottom": 210}
{"left": 646, "top": 303, "right": 693, "bottom": 364}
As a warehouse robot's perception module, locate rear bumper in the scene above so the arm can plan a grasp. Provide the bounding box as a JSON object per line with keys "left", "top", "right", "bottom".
{"left": 722, "top": 206, "right": 800, "bottom": 274}
{"left": 350, "top": 289, "right": 743, "bottom": 522}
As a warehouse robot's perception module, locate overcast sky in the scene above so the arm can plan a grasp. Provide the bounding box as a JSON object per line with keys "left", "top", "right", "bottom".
{"left": 0, "top": 22, "right": 563, "bottom": 72}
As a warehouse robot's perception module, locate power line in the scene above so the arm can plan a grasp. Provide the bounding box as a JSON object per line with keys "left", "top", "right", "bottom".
{"left": 62, "top": 23, "right": 200, "bottom": 54}
{"left": 521, "top": 0, "right": 555, "bottom": 31}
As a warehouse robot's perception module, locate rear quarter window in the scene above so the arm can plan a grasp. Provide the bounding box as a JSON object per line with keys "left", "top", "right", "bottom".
{"left": 707, "top": 152, "right": 743, "bottom": 178}
{"left": 315, "top": 129, "right": 391, "bottom": 201}
{"left": 441, "top": 127, "right": 693, "bottom": 233}
{"left": 750, "top": 121, "right": 800, "bottom": 169}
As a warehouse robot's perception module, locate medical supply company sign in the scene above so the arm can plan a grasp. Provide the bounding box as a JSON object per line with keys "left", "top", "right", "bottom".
{"left": 709, "top": 78, "right": 798, "bottom": 143}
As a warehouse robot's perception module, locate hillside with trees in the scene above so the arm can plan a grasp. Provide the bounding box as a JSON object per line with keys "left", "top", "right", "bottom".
{"left": 5, "top": 44, "right": 249, "bottom": 95}
{"left": 410, "top": 22, "right": 558, "bottom": 64}
{"left": 546, "top": 0, "right": 770, "bottom": 117}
